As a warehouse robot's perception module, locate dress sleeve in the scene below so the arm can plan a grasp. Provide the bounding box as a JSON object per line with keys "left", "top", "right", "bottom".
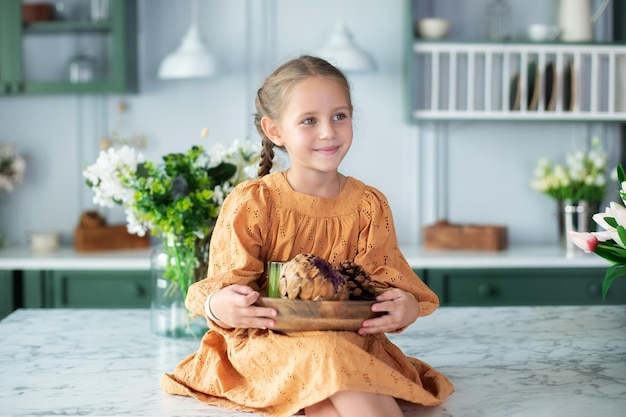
{"left": 355, "top": 187, "right": 440, "bottom": 320}
{"left": 185, "top": 180, "right": 273, "bottom": 316}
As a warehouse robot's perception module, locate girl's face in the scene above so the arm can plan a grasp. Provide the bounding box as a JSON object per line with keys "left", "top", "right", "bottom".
{"left": 263, "top": 77, "right": 353, "bottom": 176}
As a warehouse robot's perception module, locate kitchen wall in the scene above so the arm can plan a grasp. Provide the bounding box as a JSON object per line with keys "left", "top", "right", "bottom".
{"left": 0, "top": 0, "right": 622, "bottom": 248}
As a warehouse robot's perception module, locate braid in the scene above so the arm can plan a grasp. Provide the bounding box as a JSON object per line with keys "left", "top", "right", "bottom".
{"left": 254, "top": 88, "right": 276, "bottom": 178}
{"left": 257, "top": 137, "right": 275, "bottom": 177}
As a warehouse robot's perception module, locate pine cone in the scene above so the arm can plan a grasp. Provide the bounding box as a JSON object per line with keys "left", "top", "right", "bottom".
{"left": 335, "top": 260, "right": 386, "bottom": 300}
{"left": 279, "top": 254, "right": 349, "bottom": 301}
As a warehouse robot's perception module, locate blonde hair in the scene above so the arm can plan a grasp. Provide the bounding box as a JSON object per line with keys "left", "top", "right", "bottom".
{"left": 254, "top": 55, "right": 353, "bottom": 177}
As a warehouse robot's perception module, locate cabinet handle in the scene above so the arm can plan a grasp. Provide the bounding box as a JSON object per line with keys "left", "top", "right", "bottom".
{"left": 587, "top": 283, "right": 601, "bottom": 296}
{"left": 477, "top": 283, "right": 496, "bottom": 297}
{"left": 11, "top": 81, "right": 23, "bottom": 93}
{"left": 60, "top": 276, "right": 69, "bottom": 306}
{"left": 135, "top": 284, "right": 147, "bottom": 298}
{"left": 2, "top": 82, "right": 23, "bottom": 94}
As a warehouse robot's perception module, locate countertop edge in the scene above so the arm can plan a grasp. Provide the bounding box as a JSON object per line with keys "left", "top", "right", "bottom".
{"left": 0, "top": 245, "right": 611, "bottom": 270}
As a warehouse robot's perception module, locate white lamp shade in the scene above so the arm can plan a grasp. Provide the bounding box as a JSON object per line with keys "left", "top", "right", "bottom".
{"left": 316, "top": 22, "right": 375, "bottom": 73}
{"left": 158, "top": 25, "right": 218, "bottom": 79}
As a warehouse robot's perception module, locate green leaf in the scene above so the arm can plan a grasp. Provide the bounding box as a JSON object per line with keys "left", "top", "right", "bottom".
{"left": 207, "top": 162, "right": 237, "bottom": 184}
{"left": 618, "top": 164, "right": 625, "bottom": 183}
{"left": 604, "top": 217, "right": 617, "bottom": 228}
{"left": 618, "top": 225, "right": 626, "bottom": 247}
{"left": 602, "top": 264, "right": 626, "bottom": 301}
{"left": 595, "top": 242, "right": 626, "bottom": 263}
{"left": 134, "top": 162, "right": 151, "bottom": 179}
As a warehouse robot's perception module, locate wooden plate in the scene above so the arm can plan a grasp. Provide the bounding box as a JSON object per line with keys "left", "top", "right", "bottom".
{"left": 255, "top": 297, "right": 384, "bottom": 332}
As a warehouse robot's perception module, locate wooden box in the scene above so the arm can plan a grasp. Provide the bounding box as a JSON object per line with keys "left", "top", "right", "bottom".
{"left": 423, "top": 220, "right": 508, "bottom": 251}
{"left": 74, "top": 225, "right": 150, "bottom": 252}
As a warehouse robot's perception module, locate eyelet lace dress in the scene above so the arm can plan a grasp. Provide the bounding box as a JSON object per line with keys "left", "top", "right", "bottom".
{"left": 160, "top": 172, "right": 454, "bottom": 417}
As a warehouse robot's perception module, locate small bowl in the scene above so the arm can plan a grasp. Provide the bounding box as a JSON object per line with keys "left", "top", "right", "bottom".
{"left": 30, "top": 232, "right": 60, "bottom": 252}
{"left": 255, "top": 297, "right": 384, "bottom": 332}
{"left": 416, "top": 18, "right": 451, "bottom": 39}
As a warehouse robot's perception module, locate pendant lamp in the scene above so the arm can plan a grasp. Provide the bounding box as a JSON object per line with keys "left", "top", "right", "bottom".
{"left": 158, "top": 0, "right": 218, "bottom": 79}
{"left": 316, "top": 21, "right": 375, "bottom": 73}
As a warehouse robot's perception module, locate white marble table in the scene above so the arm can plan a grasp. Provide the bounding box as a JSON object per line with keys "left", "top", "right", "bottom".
{"left": 0, "top": 306, "right": 624, "bottom": 417}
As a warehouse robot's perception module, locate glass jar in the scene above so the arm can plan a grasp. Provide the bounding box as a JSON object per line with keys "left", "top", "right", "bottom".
{"left": 485, "top": 0, "right": 512, "bottom": 41}
{"left": 68, "top": 54, "right": 96, "bottom": 83}
{"left": 150, "top": 236, "right": 209, "bottom": 338}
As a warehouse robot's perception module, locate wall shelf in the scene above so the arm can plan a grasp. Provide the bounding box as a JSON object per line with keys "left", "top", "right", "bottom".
{"left": 0, "top": 0, "right": 137, "bottom": 95}
{"left": 409, "top": 42, "right": 626, "bottom": 122}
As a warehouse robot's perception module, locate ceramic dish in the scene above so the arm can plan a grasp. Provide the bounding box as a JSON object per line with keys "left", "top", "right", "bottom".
{"left": 255, "top": 297, "right": 384, "bottom": 332}
{"left": 509, "top": 72, "right": 521, "bottom": 110}
{"left": 510, "top": 63, "right": 541, "bottom": 111}
{"left": 527, "top": 62, "right": 540, "bottom": 111}
{"left": 563, "top": 60, "right": 576, "bottom": 111}
{"left": 416, "top": 18, "right": 451, "bottom": 39}
{"left": 30, "top": 231, "right": 60, "bottom": 252}
{"left": 544, "top": 62, "right": 557, "bottom": 111}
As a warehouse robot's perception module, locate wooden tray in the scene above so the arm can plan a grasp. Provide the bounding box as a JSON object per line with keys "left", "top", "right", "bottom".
{"left": 74, "top": 225, "right": 150, "bottom": 252}
{"left": 255, "top": 297, "right": 383, "bottom": 332}
{"left": 423, "top": 220, "right": 508, "bottom": 251}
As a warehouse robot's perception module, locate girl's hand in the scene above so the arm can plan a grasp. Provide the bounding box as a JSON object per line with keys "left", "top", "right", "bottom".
{"left": 209, "top": 284, "right": 277, "bottom": 330}
{"left": 358, "top": 288, "right": 420, "bottom": 335}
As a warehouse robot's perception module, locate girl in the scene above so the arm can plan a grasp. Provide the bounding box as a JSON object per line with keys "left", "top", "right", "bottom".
{"left": 161, "top": 55, "right": 453, "bottom": 417}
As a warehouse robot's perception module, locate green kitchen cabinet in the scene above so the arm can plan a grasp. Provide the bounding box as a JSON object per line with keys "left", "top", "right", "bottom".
{"left": 426, "top": 268, "right": 626, "bottom": 306}
{"left": 21, "top": 270, "right": 151, "bottom": 308}
{"left": 0, "top": 0, "right": 137, "bottom": 95}
{"left": 0, "top": 271, "right": 14, "bottom": 320}
{"left": 413, "top": 269, "right": 425, "bottom": 280}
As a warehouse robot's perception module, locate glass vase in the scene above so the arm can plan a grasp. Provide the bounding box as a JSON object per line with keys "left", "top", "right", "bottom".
{"left": 150, "top": 234, "right": 210, "bottom": 338}
{"left": 558, "top": 199, "right": 600, "bottom": 253}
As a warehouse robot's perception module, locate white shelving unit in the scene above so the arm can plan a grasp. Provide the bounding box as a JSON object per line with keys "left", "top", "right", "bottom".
{"left": 410, "top": 42, "right": 626, "bottom": 121}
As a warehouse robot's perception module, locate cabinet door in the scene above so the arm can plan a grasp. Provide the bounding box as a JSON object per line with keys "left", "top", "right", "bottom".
{"left": 427, "top": 268, "right": 626, "bottom": 306}
{"left": 0, "top": 0, "right": 137, "bottom": 95}
{"left": 0, "top": 1, "right": 23, "bottom": 93}
{"left": 50, "top": 270, "right": 150, "bottom": 308}
{"left": 0, "top": 271, "right": 15, "bottom": 320}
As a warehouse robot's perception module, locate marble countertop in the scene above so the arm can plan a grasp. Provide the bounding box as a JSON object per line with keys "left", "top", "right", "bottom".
{"left": 0, "top": 306, "right": 624, "bottom": 416}
{"left": 0, "top": 245, "right": 610, "bottom": 271}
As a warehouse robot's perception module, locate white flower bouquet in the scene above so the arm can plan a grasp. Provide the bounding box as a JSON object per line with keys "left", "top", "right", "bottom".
{"left": 83, "top": 135, "right": 286, "bottom": 300}
{"left": 530, "top": 136, "right": 608, "bottom": 202}
{"left": 0, "top": 143, "right": 26, "bottom": 193}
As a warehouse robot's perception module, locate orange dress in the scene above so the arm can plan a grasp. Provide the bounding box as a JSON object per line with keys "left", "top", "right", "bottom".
{"left": 160, "top": 172, "right": 454, "bottom": 416}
